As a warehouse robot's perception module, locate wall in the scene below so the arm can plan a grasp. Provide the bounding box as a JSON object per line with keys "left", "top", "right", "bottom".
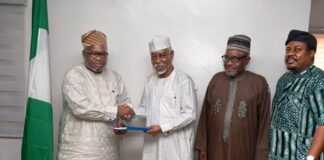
{"left": 0, "top": 138, "right": 21, "bottom": 160}
{"left": 47, "top": 0, "right": 311, "bottom": 160}
{"left": 309, "top": 0, "right": 324, "bottom": 33}
{"left": 0, "top": 0, "right": 312, "bottom": 160}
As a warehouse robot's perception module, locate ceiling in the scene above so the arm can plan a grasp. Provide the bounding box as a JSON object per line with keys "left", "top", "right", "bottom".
{"left": 310, "top": 0, "right": 324, "bottom": 33}
{"left": 0, "top": 0, "right": 322, "bottom": 32}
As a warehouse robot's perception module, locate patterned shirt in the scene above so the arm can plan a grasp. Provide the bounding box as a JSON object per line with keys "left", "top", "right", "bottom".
{"left": 270, "top": 65, "right": 324, "bottom": 160}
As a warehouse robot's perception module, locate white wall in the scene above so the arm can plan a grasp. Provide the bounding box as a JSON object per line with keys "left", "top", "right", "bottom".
{"left": 0, "top": 138, "right": 21, "bottom": 160}
{"left": 0, "top": 0, "right": 312, "bottom": 160}
{"left": 47, "top": 0, "right": 311, "bottom": 160}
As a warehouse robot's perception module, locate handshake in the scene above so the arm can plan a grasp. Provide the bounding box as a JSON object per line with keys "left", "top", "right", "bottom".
{"left": 117, "top": 104, "right": 135, "bottom": 121}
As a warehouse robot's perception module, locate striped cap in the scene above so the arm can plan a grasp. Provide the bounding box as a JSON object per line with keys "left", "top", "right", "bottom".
{"left": 81, "top": 30, "right": 107, "bottom": 48}
{"left": 226, "top": 34, "right": 251, "bottom": 54}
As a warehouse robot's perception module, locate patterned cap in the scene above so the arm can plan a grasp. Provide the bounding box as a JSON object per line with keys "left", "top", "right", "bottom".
{"left": 81, "top": 30, "right": 107, "bottom": 48}
{"left": 226, "top": 34, "right": 251, "bottom": 54}
{"left": 285, "top": 29, "right": 317, "bottom": 51}
{"left": 149, "top": 35, "right": 172, "bottom": 52}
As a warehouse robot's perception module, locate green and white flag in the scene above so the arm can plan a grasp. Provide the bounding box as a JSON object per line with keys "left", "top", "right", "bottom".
{"left": 21, "top": 0, "right": 53, "bottom": 160}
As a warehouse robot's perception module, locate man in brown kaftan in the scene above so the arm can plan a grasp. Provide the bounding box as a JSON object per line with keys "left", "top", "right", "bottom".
{"left": 194, "top": 35, "right": 271, "bottom": 160}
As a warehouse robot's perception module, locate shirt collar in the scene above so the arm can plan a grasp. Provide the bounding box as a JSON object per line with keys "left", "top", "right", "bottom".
{"left": 226, "top": 70, "right": 247, "bottom": 81}
{"left": 290, "top": 65, "right": 315, "bottom": 77}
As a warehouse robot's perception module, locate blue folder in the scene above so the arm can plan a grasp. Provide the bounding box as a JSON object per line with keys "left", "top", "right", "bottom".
{"left": 114, "top": 125, "right": 150, "bottom": 132}
{"left": 126, "top": 125, "right": 150, "bottom": 132}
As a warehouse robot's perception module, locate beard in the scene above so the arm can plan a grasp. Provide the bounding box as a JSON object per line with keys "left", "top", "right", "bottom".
{"left": 225, "top": 69, "right": 238, "bottom": 78}
{"left": 153, "top": 64, "right": 167, "bottom": 75}
{"left": 157, "top": 68, "right": 167, "bottom": 75}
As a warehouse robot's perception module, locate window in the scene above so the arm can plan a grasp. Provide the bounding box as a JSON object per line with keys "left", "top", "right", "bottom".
{"left": 314, "top": 34, "right": 324, "bottom": 70}
{"left": 0, "top": 0, "right": 26, "bottom": 137}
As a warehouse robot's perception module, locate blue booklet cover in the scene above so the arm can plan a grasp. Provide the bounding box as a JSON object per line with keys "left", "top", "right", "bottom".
{"left": 114, "top": 125, "right": 150, "bottom": 132}
{"left": 126, "top": 125, "right": 150, "bottom": 132}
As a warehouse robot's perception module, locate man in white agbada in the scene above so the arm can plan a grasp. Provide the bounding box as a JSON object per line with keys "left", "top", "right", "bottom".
{"left": 57, "top": 30, "right": 135, "bottom": 160}
{"left": 138, "top": 35, "right": 197, "bottom": 160}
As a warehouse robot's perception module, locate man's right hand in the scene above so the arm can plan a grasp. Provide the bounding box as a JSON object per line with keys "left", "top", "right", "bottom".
{"left": 117, "top": 104, "right": 135, "bottom": 121}
{"left": 114, "top": 123, "right": 127, "bottom": 135}
{"left": 198, "top": 150, "right": 207, "bottom": 160}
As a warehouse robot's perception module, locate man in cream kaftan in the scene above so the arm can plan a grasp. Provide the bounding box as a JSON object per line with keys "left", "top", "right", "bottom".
{"left": 57, "top": 30, "right": 134, "bottom": 160}
{"left": 58, "top": 65, "right": 130, "bottom": 160}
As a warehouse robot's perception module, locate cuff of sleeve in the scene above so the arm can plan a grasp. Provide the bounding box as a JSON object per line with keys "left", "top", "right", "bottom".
{"left": 255, "top": 148, "right": 269, "bottom": 160}
{"left": 103, "top": 105, "right": 118, "bottom": 121}
{"left": 133, "top": 107, "right": 146, "bottom": 116}
{"left": 160, "top": 123, "right": 173, "bottom": 135}
{"left": 306, "top": 155, "right": 315, "bottom": 160}
{"left": 316, "top": 118, "right": 324, "bottom": 125}
{"left": 126, "top": 103, "right": 133, "bottom": 108}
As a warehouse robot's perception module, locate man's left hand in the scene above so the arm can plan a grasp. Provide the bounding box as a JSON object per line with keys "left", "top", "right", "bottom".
{"left": 146, "top": 125, "right": 162, "bottom": 136}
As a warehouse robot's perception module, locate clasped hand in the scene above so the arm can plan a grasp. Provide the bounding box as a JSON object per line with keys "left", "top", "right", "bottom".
{"left": 117, "top": 104, "right": 135, "bottom": 121}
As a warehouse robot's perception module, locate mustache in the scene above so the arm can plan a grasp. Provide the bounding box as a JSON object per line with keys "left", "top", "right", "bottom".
{"left": 153, "top": 64, "right": 166, "bottom": 68}
{"left": 286, "top": 56, "right": 297, "bottom": 61}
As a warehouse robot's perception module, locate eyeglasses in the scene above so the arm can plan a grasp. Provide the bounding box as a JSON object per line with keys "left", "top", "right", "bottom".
{"left": 221, "top": 55, "right": 247, "bottom": 63}
{"left": 84, "top": 50, "right": 108, "bottom": 58}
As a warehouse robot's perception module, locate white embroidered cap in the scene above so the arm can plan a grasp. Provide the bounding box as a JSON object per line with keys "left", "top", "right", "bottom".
{"left": 149, "top": 35, "right": 172, "bottom": 52}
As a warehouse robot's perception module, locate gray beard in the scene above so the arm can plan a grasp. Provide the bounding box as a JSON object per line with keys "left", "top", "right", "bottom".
{"left": 225, "top": 70, "right": 238, "bottom": 78}
{"left": 157, "top": 69, "right": 167, "bottom": 75}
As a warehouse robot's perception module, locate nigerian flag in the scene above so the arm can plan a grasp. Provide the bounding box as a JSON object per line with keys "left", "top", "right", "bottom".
{"left": 21, "top": 0, "right": 53, "bottom": 160}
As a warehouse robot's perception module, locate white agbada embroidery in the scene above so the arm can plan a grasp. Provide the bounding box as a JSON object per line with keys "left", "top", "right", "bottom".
{"left": 138, "top": 69, "right": 197, "bottom": 160}
{"left": 57, "top": 64, "right": 131, "bottom": 160}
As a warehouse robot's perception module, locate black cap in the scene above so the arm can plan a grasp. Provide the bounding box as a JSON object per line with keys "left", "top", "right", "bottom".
{"left": 285, "top": 29, "right": 317, "bottom": 51}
